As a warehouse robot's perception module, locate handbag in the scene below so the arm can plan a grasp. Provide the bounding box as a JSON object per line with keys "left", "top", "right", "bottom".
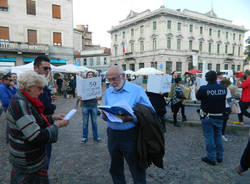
{"left": 231, "top": 101, "right": 241, "bottom": 114}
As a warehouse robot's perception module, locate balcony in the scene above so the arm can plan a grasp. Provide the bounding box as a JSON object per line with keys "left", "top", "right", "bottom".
{"left": 0, "top": 41, "right": 49, "bottom": 54}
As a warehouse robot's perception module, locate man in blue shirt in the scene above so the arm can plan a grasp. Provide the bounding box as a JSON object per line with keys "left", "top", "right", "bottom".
{"left": 102, "top": 66, "right": 153, "bottom": 184}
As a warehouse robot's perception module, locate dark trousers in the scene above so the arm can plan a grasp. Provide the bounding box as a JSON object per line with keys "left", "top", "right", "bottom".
{"left": 240, "top": 138, "right": 250, "bottom": 171}
{"left": 57, "top": 86, "right": 62, "bottom": 95}
{"left": 222, "top": 107, "right": 231, "bottom": 135}
{"left": 107, "top": 128, "right": 146, "bottom": 184}
{"left": 171, "top": 102, "right": 186, "bottom": 124}
{"left": 238, "top": 101, "right": 250, "bottom": 122}
{"left": 46, "top": 144, "right": 52, "bottom": 169}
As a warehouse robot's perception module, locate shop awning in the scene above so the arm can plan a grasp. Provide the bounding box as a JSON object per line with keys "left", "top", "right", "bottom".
{"left": 24, "top": 58, "right": 66, "bottom": 64}
{"left": 0, "top": 57, "right": 16, "bottom": 62}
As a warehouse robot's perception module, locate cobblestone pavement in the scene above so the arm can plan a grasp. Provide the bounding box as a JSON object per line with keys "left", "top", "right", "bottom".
{"left": 1, "top": 97, "right": 250, "bottom": 184}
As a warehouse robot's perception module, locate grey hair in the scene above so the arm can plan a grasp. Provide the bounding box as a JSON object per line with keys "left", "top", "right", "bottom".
{"left": 17, "top": 71, "right": 47, "bottom": 90}
{"left": 107, "top": 65, "right": 124, "bottom": 75}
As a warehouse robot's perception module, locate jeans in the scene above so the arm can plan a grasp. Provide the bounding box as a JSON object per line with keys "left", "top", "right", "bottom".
{"left": 171, "top": 102, "right": 186, "bottom": 123}
{"left": 82, "top": 106, "right": 99, "bottom": 140}
{"left": 107, "top": 128, "right": 146, "bottom": 184}
{"left": 240, "top": 138, "right": 250, "bottom": 171}
{"left": 62, "top": 90, "right": 67, "bottom": 99}
{"left": 222, "top": 107, "right": 231, "bottom": 135}
{"left": 46, "top": 144, "right": 52, "bottom": 169}
{"left": 238, "top": 101, "right": 250, "bottom": 122}
{"left": 201, "top": 118, "right": 224, "bottom": 162}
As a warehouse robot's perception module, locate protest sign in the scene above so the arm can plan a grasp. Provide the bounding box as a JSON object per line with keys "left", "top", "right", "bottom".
{"left": 147, "top": 75, "right": 172, "bottom": 93}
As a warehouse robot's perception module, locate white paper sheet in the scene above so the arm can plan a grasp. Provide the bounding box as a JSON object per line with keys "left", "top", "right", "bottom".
{"left": 64, "top": 109, "right": 77, "bottom": 120}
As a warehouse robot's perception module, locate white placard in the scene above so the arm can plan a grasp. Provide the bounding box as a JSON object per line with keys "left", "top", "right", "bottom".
{"left": 196, "top": 77, "right": 207, "bottom": 89}
{"left": 131, "top": 76, "right": 143, "bottom": 86}
{"left": 147, "top": 75, "right": 172, "bottom": 93}
{"left": 76, "top": 76, "right": 102, "bottom": 100}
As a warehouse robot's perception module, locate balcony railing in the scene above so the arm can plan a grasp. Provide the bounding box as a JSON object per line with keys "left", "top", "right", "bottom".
{"left": 0, "top": 40, "right": 49, "bottom": 54}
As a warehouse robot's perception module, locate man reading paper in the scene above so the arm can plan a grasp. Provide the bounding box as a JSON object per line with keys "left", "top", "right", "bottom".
{"left": 102, "top": 66, "right": 153, "bottom": 184}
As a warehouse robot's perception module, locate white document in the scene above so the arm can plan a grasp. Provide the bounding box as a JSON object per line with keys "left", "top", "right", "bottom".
{"left": 131, "top": 76, "right": 143, "bottom": 86}
{"left": 196, "top": 77, "right": 207, "bottom": 89}
{"left": 76, "top": 77, "right": 102, "bottom": 100}
{"left": 64, "top": 109, "right": 77, "bottom": 120}
{"left": 103, "top": 111, "right": 123, "bottom": 123}
{"left": 147, "top": 75, "right": 172, "bottom": 93}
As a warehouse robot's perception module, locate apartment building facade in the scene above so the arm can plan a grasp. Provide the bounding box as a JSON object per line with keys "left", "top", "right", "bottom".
{"left": 0, "top": 0, "right": 74, "bottom": 67}
{"left": 109, "top": 6, "right": 248, "bottom": 74}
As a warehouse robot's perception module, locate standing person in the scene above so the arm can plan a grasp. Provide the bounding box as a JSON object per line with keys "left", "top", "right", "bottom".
{"left": 235, "top": 139, "right": 250, "bottom": 176}
{"left": 11, "top": 73, "right": 17, "bottom": 88}
{"left": 34, "top": 55, "right": 56, "bottom": 169}
{"left": 171, "top": 77, "right": 187, "bottom": 127}
{"left": 220, "top": 79, "right": 232, "bottom": 142}
{"left": 196, "top": 71, "right": 227, "bottom": 165}
{"left": 56, "top": 75, "right": 63, "bottom": 96}
{"left": 216, "top": 72, "right": 223, "bottom": 84}
{"left": 7, "top": 71, "right": 69, "bottom": 184}
{"left": 61, "top": 78, "right": 68, "bottom": 99}
{"left": 171, "top": 71, "right": 178, "bottom": 84}
{"left": 80, "top": 71, "right": 102, "bottom": 143}
{"left": 102, "top": 66, "right": 153, "bottom": 184}
{"left": 69, "top": 76, "right": 76, "bottom": 98}
{"left": 237, "top": 70, "right": 250, "bottom": 124}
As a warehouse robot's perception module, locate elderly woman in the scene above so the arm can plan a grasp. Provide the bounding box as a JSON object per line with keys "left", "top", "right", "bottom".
{"left": 6, "top": 71, "right": 69, "bottom": 184}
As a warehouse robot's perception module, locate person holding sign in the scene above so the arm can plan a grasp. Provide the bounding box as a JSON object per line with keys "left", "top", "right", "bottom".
{"left": 6, "top": 71, "right": 69, "bottom": 183}
{"left": 102, "top": 66, "right": 153, "bottom": 184}
{"left": 79, "top": 71, "right": 102, "bottom": 143}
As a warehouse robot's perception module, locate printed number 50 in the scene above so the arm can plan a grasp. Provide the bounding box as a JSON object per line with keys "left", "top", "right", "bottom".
{"left": 89, "top": 81, "right": 96, "bottom": 87}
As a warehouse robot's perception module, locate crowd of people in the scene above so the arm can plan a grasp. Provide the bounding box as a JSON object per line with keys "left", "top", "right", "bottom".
{"left": 1, "top": 56, "right": 250, "bottom": 183}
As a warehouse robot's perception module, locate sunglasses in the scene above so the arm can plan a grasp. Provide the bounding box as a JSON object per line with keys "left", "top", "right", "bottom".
{"left": 42, "top": 66, "right": 51, "bottom": 71}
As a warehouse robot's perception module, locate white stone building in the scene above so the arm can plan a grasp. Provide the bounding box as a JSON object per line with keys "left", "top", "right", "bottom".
{"left": 109, "top": 6, "right": 248, "bottom": 74}
{"left": 0, "top": 0, "right": 74, "bottom": 66}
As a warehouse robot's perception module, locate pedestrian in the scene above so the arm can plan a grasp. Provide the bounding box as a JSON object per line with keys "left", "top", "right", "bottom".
{"left": 171, "top": 71, "right": 178, "bottom": 84}
{"left": 216, "top": 71, "right": 223, "bottom": 84}
{"left": 34, "top": 55, "right": 56, "bottom": 169}
{"left": 171, "top": 77, "right": 187, "bottom": 127}
{"left": 56, "top": 75, "right": 63, "bottom": 96}
{"left": 196, "top": 70, "right": 227, "bottom": 165}
{"left": 80, "top": 71, "right": 102, "bottom": 143}
{"left": 220, "top": 79, "right": 232, "bottom": 142}
{"left": 235, "top": 138, "right": 250, "bottom": 176}
{"left": 11, "top": 73, "right": 17, "bottom": 88}
{"left": 101, "top": 65, "right": 153, "bottom": 184}
{"left": 7, "top": 71, "right": 69, "bottom": 184}
{"left": 69, "top": 76, "right": 76, "bottom": 98}
{"left": 236, "top": 70, "right": 250, "bottom": 124}
{"left": 61, "top": 78, "right": 68, "bottom": 99}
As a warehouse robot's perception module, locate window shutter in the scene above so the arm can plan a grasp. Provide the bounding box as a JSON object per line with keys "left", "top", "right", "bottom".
{"left": 52, "top": 5, "right": 61, "bottom": 19}
{"left": 28, "top": 29, "right": 37, "bottom": 44}
{"left": 27, "top": 0, "right": 36, "bottom": 15}
{"left": 0, "top": 27, "right": 9, "bottom": 40}
{"left": 0, "top": 0, "right": 8, "bottom": 8}
{"left": 53, "top": 32, "right": 61, "bottom": 45}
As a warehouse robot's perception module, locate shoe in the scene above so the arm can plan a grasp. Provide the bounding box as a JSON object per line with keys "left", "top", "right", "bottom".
{"left": 182, "top": 116, "right": 187, "bottom": 122}
{"left": 217, "top": 158, "right": 223, "bottom": 163}
{"left": 81, "top": 138, "right": 88, "bottom": 143}
{"left": 201, "top": 157, "right": 216, "bottom": 166}
{"left": 222, "top": 135, "right": 228, "bottom": 142}
{"left": 94, "top": 137, "right": 102, "bottom": 142}
{"left": 233, "top": 121, "right": 244, "bottom": 125}
{"left": 235, "top": 165, "right": 244, "bottom": 176}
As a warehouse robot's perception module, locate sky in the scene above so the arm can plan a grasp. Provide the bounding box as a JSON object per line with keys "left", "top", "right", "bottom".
{"left": 73, "top": 0, "right": 250, "bottom": 48}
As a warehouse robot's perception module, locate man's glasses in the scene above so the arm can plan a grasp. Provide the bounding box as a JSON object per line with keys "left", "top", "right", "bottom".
{"left": 42, "top": 66, "right": 51, "bottom": 71}
{"left": 107, "top": 74, "right": 122, "bottom": 82}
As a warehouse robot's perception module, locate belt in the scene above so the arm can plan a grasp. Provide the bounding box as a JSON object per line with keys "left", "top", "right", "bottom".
{"left": 207, "top": 113, "right": 223, "bottom": 116}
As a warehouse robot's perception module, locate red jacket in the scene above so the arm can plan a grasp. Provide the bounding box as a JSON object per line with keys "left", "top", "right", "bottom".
{"left": 241, "top": 77, "right": 250, "bottom": 102}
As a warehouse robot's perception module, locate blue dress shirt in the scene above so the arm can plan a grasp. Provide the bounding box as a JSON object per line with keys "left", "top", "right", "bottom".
{"left": 104, "top": 81, "right": 153, "bottom": 130}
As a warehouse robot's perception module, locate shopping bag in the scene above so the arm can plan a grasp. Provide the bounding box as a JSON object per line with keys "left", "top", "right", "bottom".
{"left": 231, "top": 101, "right": 241, "bottom": 114}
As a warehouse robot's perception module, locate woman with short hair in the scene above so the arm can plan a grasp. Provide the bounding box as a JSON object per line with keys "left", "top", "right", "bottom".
{"left": 6, "top": 71, "right": 69, "bottom": 184}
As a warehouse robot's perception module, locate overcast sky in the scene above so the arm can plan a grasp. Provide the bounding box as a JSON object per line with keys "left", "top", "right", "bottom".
{"left": 73, "top": 0, "right": 250, "bottom": 48}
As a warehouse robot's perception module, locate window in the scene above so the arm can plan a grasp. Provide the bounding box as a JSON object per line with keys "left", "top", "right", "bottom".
{"left": 104, "top": 57, "right": 107, "bottom": 65}
{"left": 225, "top": 44, "right": 228, "bottom": 54}
{"left": 177, "top": 39, "right": 181, "bottom": 50}
{"left": 198, "top": 63, "right": 203, "bottom": 71}
{"left": 233, "top": 33, "right": 235, "bottom": 40}
{"left": 232, "top": 45, "right": 235, "bottom": 55}
{"left": 115, "top": 46, "right": 118, "bottom": 56}
{"left": 153, "top": 21, "right": 157, "bottom": 30}
{"left": 0, "top": 0, "right": 8, "bottom": 10}
{"left": 176, "top": 62, "right": 182, "bottom": 72}
{"left": 239, "top": 34, "right": 241, "bottom": 41}
{"left": 122, "top": 64, "right": 126, "bottom": 71}
{"left": 224, "top": 64, "right": 228, "bottom": 70}
{"left": 217, "top": 44, "right": 220, "bottom": 54}
{"left": 122, "top": 31, "right": 125, "bottom": 39}
{"left": 53, "top": 32, "right": 61, "bottom": 46}
{"left": 129, "top": 64, "right": 135, "bottom": 71}
{"left": 218, "top": 30, "right": 220, "bottom": 38}
{"left": 200, "top": 27, "right": 203, "bottom": 34}
{"left": 139, "top": 63, "right": 144, "bottom": 69}
{"left": 188, "top": 62, "right": 193, "bottom": 70}
{"left": 199, "top": 42, "right": 202, "bottom": 52}
{"left": 167, "top": 20, "right": 171, "bottom": 29}
{"left": 232, "top": 64, "right": 235, "bottom": 71}
{"left": 167, "top": 38, "right": 171, "bottom": 49}
{"left": 189, "top": 40, "right": 192, "bottom": 51}
{"left": 189, "top": 24, "right": 193, "bottom": 33}
{"left": 96, "top": 57, "right": 100, "bottom": 65}
{"left": 83, "top": 58, "right": 87, "bottom": 65}
{"left": 27, "top": 29, "right": 37, "bottom": 44}
{"left": 208, "top": 43, "right": 212, "bottom": 54}
{"left": 26, "top": 0, "right": 36, "bottom": 15}
{"left": 115, "top": 34, "right": 117, "bottom": 42}
{"left": 238, "top": 46, "right": 241, "bottom": 56}
{"left": 226, "top": 32, "right": 228, "bottom": 39}
{"left": 209, "top": 28, "right": 212, "bottom": 36}
{"left": 52, "top": 4, "right": 61, "bottom": 19}
{"left": 166, "top": 61, "right": 172, "bottom": 74}
{"left": 216, "top": 64, "right": 220, "bottom": 72}
{"left": 130, "top": 42, "right": 134, "bottom": 52}
{"left": 140, "top": 41, "right": 144, "bottom": 52}
{"left": 151, "top": 61, "right": 157, "bottom": 69}
{"left": 140, "top": 25, "right": 144, "bottom": 35}
{"left": 208, "top": 63, "right": 212, "bottom": 70}
{"left": 178, "top": 22, "right": 181, "bottom": 31}
{"left": 237, "top": 65, "right": 241, "bottom": 71}
{"left": 0, "top": 26, "right": 9, "bottom": 40}
{"left": 131, "top": 28, "right": 134, "bottom": 37}
{"left": 153, "top": 38, "right": 157, "bottom": 51}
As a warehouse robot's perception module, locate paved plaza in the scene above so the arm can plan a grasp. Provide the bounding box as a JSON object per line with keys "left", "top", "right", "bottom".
{"left": 1, "top": 97, "right": 250, "bottom": 184}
